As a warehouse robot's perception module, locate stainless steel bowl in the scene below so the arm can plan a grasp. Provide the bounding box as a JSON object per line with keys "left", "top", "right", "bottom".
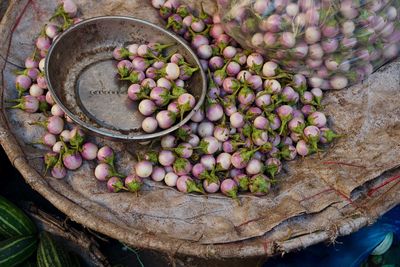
{"left": 45, "top": 16, "right": 206, "bottom": 141}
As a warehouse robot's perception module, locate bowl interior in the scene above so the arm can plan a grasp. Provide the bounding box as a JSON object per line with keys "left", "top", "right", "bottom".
{"left": 46, "top": 16, "right": 205, "bottom": 140}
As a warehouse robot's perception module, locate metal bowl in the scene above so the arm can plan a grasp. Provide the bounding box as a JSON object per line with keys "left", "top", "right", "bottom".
{"left": 45, "top": 16, "right": 206, "bottom": 141}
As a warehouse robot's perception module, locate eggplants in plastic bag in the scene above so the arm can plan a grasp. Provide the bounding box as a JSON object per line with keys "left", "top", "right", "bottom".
{"left": 217, "top": 0, "right": 400, "bottom": 89}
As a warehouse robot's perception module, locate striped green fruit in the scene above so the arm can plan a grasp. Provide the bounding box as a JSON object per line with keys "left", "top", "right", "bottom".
{"left": 0, "top": 235, "right": 37, "bottom": 267}
{"left": 0, "top": 196, "right": 36, "bottom": 238}
{"left": 37, "top": 232, "right": 74, "bottom": 267}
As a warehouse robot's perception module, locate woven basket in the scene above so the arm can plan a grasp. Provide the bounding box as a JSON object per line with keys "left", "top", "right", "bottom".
{"left": 1, "top": 1, "right": 399, "bottom": 265}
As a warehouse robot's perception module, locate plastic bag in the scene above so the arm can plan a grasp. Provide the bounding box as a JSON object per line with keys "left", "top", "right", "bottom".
{"left": 217, "top": 0, "right": 400, "bottom": 89}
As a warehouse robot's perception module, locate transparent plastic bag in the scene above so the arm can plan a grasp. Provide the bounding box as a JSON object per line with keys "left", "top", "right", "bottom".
{"left": 217, "top": 0, "right": 400, "bottom": 89}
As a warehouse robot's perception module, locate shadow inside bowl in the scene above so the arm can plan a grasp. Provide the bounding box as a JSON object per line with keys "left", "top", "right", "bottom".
{"left": 46, "top": 16, "right": 206, "bottom": 141}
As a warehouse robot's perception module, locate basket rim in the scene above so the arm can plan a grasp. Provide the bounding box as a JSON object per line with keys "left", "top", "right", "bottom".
{"left": 1, "top": 0, "right": 399, "bottom": 259}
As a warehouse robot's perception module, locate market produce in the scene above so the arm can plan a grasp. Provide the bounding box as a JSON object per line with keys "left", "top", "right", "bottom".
{"left": 216, "top": 0, "right": 400, "bottom": 89}
{"left": 113, "top": 44, "right": 199, "bottom": 132}
{"left": 37, "top": 232, "right": 74, "bottom": 267}
{"left": 137, "top": 0, "right": 339, "bottom": 196}
{"left": 0, "top": 195, "right": 37, "bottom": 238}
{"left": 4, "top": 1, "right": 92, "bottom": 180}
{"left": 9, "top": 0, "right": 340, "bottom": 198}
{"left": 0, "top": 236, "right": 37, "bottom": 267}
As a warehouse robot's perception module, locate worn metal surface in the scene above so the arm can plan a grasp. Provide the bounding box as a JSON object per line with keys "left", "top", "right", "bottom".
{"left": 0, "top": 0, "right": 400, "bottom": 261}
{"left": 46, "top": 16, "right": 206, "bottom": 141}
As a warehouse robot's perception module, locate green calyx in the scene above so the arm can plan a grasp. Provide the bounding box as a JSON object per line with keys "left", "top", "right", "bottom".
{"left": 167, "top": 110, "right": 177, "bottom": 122}
{"left": 213, "top": 68, "right": 227, "bottom": 81}
{"left": 190, "top": 151, "right": 200, "bottom": 162}
{"left": 50, "top": 5, "right": 74, "bottom": 30}
{"left": 126, "top": 180, "right": 141, "bottom": 193}
{"left": 244, "top": 17, "right": 258, "bottom": 33}
{"left": 29, "top": 120, "right": 47, "bottom": 128}
{"left": 262, "top": 72, "right": 292, "bottom": 81}
{"left": 188, "top": 24, "right": 211, "bottom": 38}
{"left": 152, "top": 43, "right": 175, "bottom": 53}
{"left": 38, "top": 101, "right": 49, "bottom": 113}
{"left": 198, "top": 169, "right": 210, "bottom": 180}
{"left": 44, "top": 153, "right": 58, "bottom": 175}
{"left": 293, "top": 83, "right": 307, "bottom": 95}
{"left": 167, "top": 16, "right": 183, "bottom": 31}
{"left": 159, "top": 6, "right": 172, "bottom": 17}
{"left": 120, "top": 47, "right": 132, "bottom": 59}
{"left": 250, "top": 63, "right": 263, "bottom": 75}
{"left": 145, "top": 151, "right": 159, "bottom": 164}
{"left": 176, "top": 6, "right": 190, "bottom": 17}
{"left": 237, "top": 176, "right": 249, "bottom": 191}
{"left": 208, "top": 68, "right": 217, "bottom": 84}
{"left": 61, "top": 142, "right": 77, "bottom": 158}
{"left": 211, "top": 45, "right": 220, "bottom": 56}
{"left": 231, "top": 141, "right": 246, "bottom": 151}
{"left": 242, "top": 124, "right": 253, "bottom": 138}
{"left": 118, "top": 67, "right": 131, "bottom": 78}
{"left": 181, "top": 64, "right": 199, "bottom": 77}
{"left": 196, "top": 139, "right": 210, "bottom": 154}
{"left": 53, "top": 157, "right": 65, "bottom": 171}
{"left": 250, "top": 175, "right": 270, "bottom": 194}
{"left": 271, "top": 94, "right": 282, "bottom": 106}
{"left": 173, "top": 158, "right": 188, "bottom": 172}
{"left": 159, "top": 91, "right": 177, "bottom": 107}
{"left": 224, "top": 186, "right": 238, "bottom": 199}
{"left": 7, "top": 101, "right": 25, "bottom": 111}
{"left": 260, "top": 142, "right": 273, "bottom": 153}
{"left": 101, "top": 152, "right": 116, "bottom": 170}
{"left": 325, "top": 19, "right": 338, "bottom": 27}
{"left": 308, "top": 139, "right": 319, "bottom": 153}
{"left": 199, "top": 2, "right": 210, "bottom": 21}
{"left": 70, "top": 132, "right": 84, "bottom": 151}
{"left": 355, "top": 28, "right": 373, "bottom": 44}
{"left": 314, "top": 96, "right": 322, "bottom": 108}
{"left": 292, "top": 122, "right": 305, "bottom": 135}
{"left": 217, "top": 94, "right": 235, "bottom": 108}
{"left": 186, "top": 179, "right": 205, "bottom": 194}
{"left": 240, "top": 147, "right": 259, "bottom": 162}
{"left": 232, "top": 53, "right": 243, "bottom": 64}
{"left": 101, "top": 156, "right": 126, "bottom": 179}
{"left": 251, "top": 128, "right": 264, "bottom": 140}
{"left": 239, "top": 85, "right": 253, "bottom": 98}
{"left": 346, "top": 71, "right": 358, "bottom": 83}
{"left": 176, "top": 127, "right": 190, "bottom": 141}
{"left": 178, "top": 102, "right": 191, "bottom": 121}
{"left": 205, "top": 168, "right": 219, "bottom": 183}
{"left": 358, "top": 10, "right": 371, "bottom": 21}
{"left": 323, "top": 129, "right": 341, "bottom": 143}
{"left": 278, "top": 115, "right": 293, "bottom": 135}
{"left": 216, "top": 41, "right": 228, "bottom": 54}
{"left": 230, "top": 133, "right": 242, "bottom": 142}
{"left": 171, "top": 85, "right": 187, "bottom": 97}
{"left": 231, "top": 79, "right": 242, "bottom": 92}
{"left": 214, "top": 60, "right": 229, "bottom": 78}
{"left": 280, "top": 145, "right": 291, "bottom": 160}
{"left": 110, "top": 169, "right": 126, "bottom": 179}
{"left": 174, "top": 145, "right": 187, "bottom": 158}
{"left": 121, "top": 71, "right": 142, "bottom": 84}
{"left": 111, "top": 179, "right": 125, "bottom": 193}
{"left": 15, "top": 69, "right": 29, "bottom": 76}
{"left": 266, "top": 164, "right": 278, "bottom": 178}
{"left": 15, "top": 85, "right": 27, "bottom": 98}
{"left": 136, "top": 88, "right": 151, "bottom": 101}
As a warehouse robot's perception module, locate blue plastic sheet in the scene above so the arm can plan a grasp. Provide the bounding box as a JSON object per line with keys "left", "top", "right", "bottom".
{"left": 264, "top": 205, "right": 400, "bottom": 267}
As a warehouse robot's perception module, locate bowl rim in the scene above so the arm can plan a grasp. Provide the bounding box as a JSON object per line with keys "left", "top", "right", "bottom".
{"left": 45, "top": 15, "right": 207, "bottom": 141}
